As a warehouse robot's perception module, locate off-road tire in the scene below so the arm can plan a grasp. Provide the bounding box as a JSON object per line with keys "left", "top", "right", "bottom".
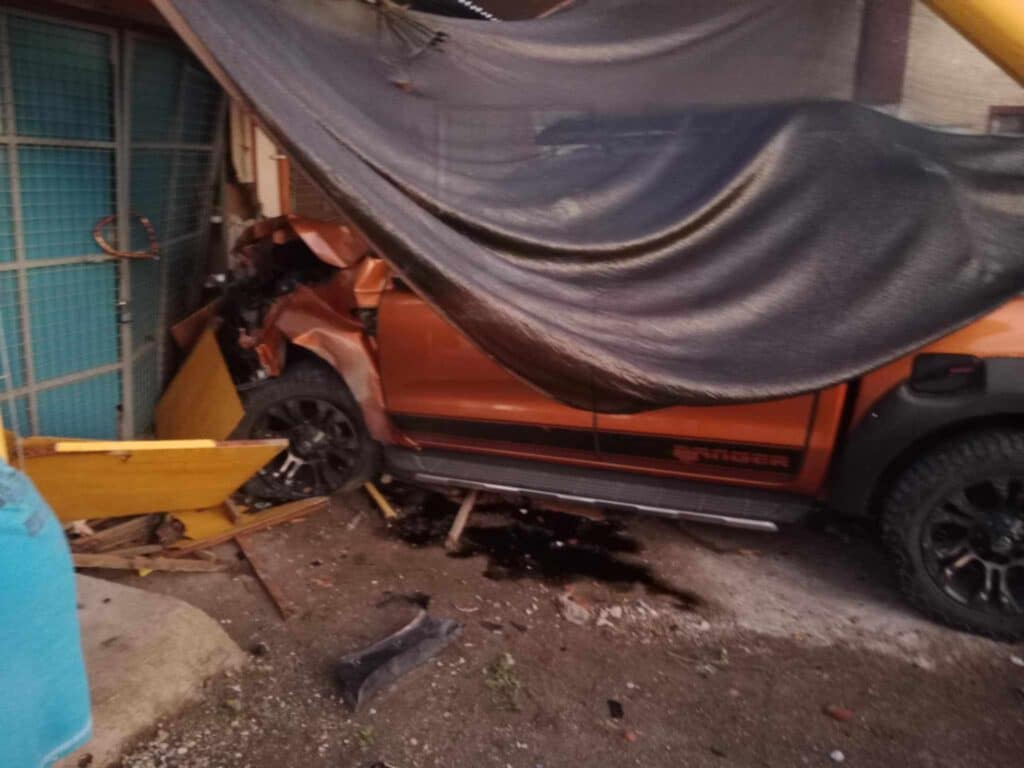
{"left": 882, "top": 428, "right": 1024, "bottom": 641}
{"left": 233, "top": 359, "right": 379, "bottom": 501}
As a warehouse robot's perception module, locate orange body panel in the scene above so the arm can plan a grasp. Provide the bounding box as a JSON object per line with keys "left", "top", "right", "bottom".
{"left": 377, "top": 286, "right": 850, "bottom": 495}
{"left": 851, "top": 298, "right": 1024, "bottom": 429}
{"left": 270, "top": 221, "right": 1024, "bottom": 504}
{"left": 376, "top": 283, "right": 1024, "bottom": 500}
{"left": 378, "top": 288, "right": 593, "bottom": 430}
{"left": 596, "top": 386, "right": 847, "bottom": 495}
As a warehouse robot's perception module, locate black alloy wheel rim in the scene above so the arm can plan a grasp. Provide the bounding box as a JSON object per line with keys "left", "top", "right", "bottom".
{"left": 921, "top": 477, "right": 1024, "bottom": 615}
{"left": 251, "top": 397, "right": 360, "bottom": 497}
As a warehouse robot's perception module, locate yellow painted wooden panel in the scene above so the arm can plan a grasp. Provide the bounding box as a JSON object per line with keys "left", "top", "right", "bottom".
{"left": 24, "top": 439, "right": 286, "bottom": 521}
{"left": 155, "top": 326, "right": 246, "bottom": 440}
{"left": 53, "top": 439, "right": 216, "bottom": 453}
{"left": 172, "top": 505, "right": 237, "bottom": 540}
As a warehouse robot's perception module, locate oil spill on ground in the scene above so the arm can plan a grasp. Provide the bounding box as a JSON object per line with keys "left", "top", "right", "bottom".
{"left": 387, "top": 491, "right": 702, "bottom": 610}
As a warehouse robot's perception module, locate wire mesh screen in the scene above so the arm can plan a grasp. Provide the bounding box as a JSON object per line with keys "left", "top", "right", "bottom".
{"left": 127, "top": 35, "right": 222, "bottom": 435}
{"left": 0, "top": 10, "right": 223, "bottom": 439}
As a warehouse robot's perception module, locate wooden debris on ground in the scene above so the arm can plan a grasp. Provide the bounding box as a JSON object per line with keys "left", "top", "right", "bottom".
{"left": 445, "top": 489, "right": 479, "bottom": 551}
{"left": 60, "top": 495, "right": 330, "bottom": 598}
{"left": 236, "top": 533, "right": 298, "bottom": 620}
{"left": 9, "top": 319, "right": 328, "bottom": 596}
{"left": 364, "top": 481, "right": 398, "bottom": 520}
{"left": 70, "top": 514, "right": 162, "bottom": 553}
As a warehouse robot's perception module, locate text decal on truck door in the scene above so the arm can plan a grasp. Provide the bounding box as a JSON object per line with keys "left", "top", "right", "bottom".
{"left": 671, "top": 443, "right": 799, "bottom": 472}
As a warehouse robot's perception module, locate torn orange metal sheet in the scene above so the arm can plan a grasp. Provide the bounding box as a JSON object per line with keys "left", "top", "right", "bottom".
{"left": 255, "top": 282, "right": 396, "bottom": 443}
{"left": 234, "top": 214, "right": 373, "bottom": 269}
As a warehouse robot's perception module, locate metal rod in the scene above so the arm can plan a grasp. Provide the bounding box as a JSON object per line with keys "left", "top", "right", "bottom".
{"left": 0, "top": 13, "right": 39, "bottom": 434}
{"left": 0, "top": 362, "right": 122, "bottom": 399}
{"left": 116, "top": 29, "right": 134, "bottom": 438}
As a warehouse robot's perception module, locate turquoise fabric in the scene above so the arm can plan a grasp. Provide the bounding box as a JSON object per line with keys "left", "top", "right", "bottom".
{"left": 0, "top": 464, "right": 91, "bottom": 767}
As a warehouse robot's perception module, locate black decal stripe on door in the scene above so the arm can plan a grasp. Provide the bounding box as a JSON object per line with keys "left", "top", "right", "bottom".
{"left": 391, "top": 413, "right": 597, "bottom": 452}
{"left": 391, "top": 414, "right": 803, "bottom": 474}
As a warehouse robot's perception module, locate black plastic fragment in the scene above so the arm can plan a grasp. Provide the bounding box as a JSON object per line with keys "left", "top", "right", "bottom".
{"left": 607, "top": 699, "right": 624, "bottom": 719}
{"left": 336, "top": 611, "right": 461, "bottom": 711}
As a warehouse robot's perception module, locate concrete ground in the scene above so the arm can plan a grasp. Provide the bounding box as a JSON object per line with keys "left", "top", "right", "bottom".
{"left": 58, "top": 576, "right": 245, "bottom": 768}
{"left": 103, "top": 490, "right": 1024, "bottom": 768}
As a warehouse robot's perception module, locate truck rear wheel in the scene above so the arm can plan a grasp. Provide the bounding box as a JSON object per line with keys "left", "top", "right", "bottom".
{"left": 234, "top": 359, "right": 379, "bottom": 501}
{"left": 882, "top": 428, "right": 1024, "bottom": 641}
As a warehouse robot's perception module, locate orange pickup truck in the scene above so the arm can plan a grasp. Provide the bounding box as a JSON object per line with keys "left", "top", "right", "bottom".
{"left": 221, "top": 216, "right": 1024, "bottom": 641}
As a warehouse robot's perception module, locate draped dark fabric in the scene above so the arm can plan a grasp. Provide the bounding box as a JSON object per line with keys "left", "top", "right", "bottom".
{"left": 156, "top": 0, "right": 1024, "bottom": 411}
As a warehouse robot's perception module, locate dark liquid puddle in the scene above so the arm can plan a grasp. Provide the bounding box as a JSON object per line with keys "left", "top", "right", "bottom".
{"left": 388, "top": 492, "right": 702, "bottom": 610}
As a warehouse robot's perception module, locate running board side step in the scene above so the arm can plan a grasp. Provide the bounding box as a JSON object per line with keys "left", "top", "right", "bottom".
{"left": 383, "top": 447, "right": 813, "bottom": 532}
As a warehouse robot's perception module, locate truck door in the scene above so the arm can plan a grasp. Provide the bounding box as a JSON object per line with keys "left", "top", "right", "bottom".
{"left": 377, "top": 284, "right": 597, "bottom": 465}
{"left": 595, "top": 386, "right": 848, "bottom": 495}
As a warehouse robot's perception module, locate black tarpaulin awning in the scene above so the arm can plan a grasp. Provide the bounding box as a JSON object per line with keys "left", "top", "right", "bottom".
{"left": 153, "top": 0, "right": 1024, "bottom": 411}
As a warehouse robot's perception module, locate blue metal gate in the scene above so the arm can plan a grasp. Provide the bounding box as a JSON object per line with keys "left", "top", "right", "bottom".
{"left": 0, "top": 10, "right": 223, "bottom": 438}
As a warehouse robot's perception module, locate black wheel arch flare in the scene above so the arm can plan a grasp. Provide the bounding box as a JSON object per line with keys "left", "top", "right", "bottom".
{"left": 829, "top": 357, "right": 1024, "bottom": 518}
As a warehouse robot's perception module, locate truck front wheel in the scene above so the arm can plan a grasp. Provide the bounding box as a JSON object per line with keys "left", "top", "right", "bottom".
{"left": 883, "top": 428, "right": 1024, "bottom": 641}
{"left": 234, "top": 359, "right": 379, "bottom": 501}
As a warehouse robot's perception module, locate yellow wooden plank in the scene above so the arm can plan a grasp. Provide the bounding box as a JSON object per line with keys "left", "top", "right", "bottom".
{"left": 172, "top": 505, "right": 238, "bottom": 541}
{"left": 154, "top": 325, "right": 246, "bottom": 440}
{"left": 53, "top": 439, "right": 217, "bottom": 453}
{"left": 24, "top": 439, "right": 286, "bottom": 521}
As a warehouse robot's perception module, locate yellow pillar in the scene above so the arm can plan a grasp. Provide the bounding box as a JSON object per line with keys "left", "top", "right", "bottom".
{"left": 924, "top": 0, "right": 1024, "bottom": 84}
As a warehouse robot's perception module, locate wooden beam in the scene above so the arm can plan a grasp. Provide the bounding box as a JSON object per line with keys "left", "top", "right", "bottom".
{"left": 445, "top": 489, "right": 478, "bottom": 551}
{"left": 71, "top": 515, "right": 161, "bottom": 553}
{"left": 236, "top": 534, "right": 298, "bottom": 620}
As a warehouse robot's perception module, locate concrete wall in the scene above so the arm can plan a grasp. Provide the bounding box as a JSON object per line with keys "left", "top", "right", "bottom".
{"left": 900, "top": 3, "right": 1022, "bottom": 131}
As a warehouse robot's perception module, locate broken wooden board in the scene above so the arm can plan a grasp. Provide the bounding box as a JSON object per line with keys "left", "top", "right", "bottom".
{"left": 22, "top": 438, "right": 286, "bottom": 522}
{"left": 71, "top": 514, "right": 161, "bottom": 553}
{"left": 154, "top": 325, "right": 245, "bottom": 440}
{"left": 171, "top": 505, "right": 238, "bottom": 541}
{"left": 73, "top": 553, "right": 227, "bottom": 572}
{"left": 170, "top": 496, "right": 329, "bottom": 554}
{"left": 236, "top": 533, "right": 298, "bottom": 620}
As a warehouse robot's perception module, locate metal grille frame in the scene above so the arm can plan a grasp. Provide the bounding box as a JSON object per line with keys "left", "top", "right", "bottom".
{"left": 0, "top": 9, "right": 225, "bottom": 438}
